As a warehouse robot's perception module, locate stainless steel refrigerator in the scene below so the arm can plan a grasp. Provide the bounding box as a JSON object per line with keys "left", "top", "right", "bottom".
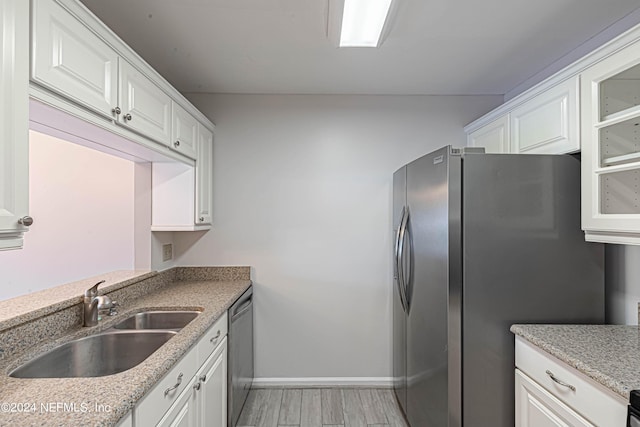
{"left": 392, "top": 146, "right": 604, "bottom": 427}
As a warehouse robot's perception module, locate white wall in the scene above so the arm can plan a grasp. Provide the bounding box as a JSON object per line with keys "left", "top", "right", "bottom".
{"left": 175, "top": 94, "right": 502, "bottom": 382}
{"left": 0, "top": 131, "right": 135, "bottom": 300}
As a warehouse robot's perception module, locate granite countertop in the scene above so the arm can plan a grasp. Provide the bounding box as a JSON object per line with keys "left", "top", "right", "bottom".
{"left": 0, "top": 270, "right": 251, "bottom": 427}
{"left": 511, "top": 324, "right": 640, "bottom": 399}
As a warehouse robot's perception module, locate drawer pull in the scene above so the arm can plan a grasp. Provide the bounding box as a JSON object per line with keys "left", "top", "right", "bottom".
{"left": 546, "top": 370, "right": 576, "bottom": 391}
{"left": 164, "top": 373, "right": 184, "bottom": 397}
{"left": 210, "top": 331, "right": 221, "bottom": 344}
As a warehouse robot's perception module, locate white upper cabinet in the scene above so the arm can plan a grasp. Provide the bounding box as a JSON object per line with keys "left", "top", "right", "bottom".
{"left": 152, "top": 123, "right": 214, "bottom": 231}
{"left": 28, "top": 0, "right": 216, "bottom": 235}
{"left": 581, "top": 38, "right": 640, "bottom": 244}
{"left": 465, "top": 77, "right": 579, "bottom": 155}
{"left": 196, "top": 124, "right": 213, "bottom": 225}
{"left": 31, "top": 0, "right": 118, "bottom": 119}
{"left": 118, "top": 60, "right": 172, "bottom": 145}
{"left": 172, "top": 102, "right": 199, "bottom": 160}
{"left": 0, "top": 0, "right": 30, "bottom": 250}
{"left": 467, "top": 115, "right": 509, "bottom": 153}
{"left": 510, "top": 76, "right": 579, "bottom": 154}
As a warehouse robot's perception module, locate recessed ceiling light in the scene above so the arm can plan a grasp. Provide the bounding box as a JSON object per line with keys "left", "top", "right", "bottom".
{"left": 339, "top": 0, "right": 393, "bottom": 47}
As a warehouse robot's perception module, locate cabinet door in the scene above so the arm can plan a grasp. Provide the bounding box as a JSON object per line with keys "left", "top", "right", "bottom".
{"left": 196, "top": 124, "right": 213, "bottom": 225}
{"left": 510, "top": 76, "right": 579, "bottom": 154}
{"left": 515, "top": 370, "right": 594, "bottom": 427}
{"left": 171, "top": 102, "right": 198, "bottom": 159}
{"left": 467, "top": 115, "right": 509, "bottom": 153}
{"left": 580, "top": 39, "right": 640, "bottom": 243}
{"left": 134, "top": 346, "right": 199, "bottom": 426}
{"left": 195, "top": 338, "right": 227, "bottom": 427}
{"left": 157, "top": 376, "right": 198, "bottom": 427}
{"left": 31, "top": 0, "right": 118, "bottom": 119}
{"left": 119, "top": 60, "right": 172, "bottom": 145}
{"left": 0, "top": 0, "right": 29, "bottom": 250}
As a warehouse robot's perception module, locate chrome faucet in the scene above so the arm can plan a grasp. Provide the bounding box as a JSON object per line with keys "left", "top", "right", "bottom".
{"left": 83, "top": 280, "right": 117, "bottom": 326}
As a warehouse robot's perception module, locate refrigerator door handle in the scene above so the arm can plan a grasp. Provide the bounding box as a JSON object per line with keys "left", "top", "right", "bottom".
{"left": 394, "top": 206, "right": 405, "bottom": 282}
{"left": 404, "top": 212, "right": 412, "bottom": 311}
{"left": 397, "top": 206, "right": 410, "bottom": 313}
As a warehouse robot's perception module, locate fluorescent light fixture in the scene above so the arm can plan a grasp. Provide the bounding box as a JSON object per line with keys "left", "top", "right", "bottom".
{"left": 339, "top": 0, "right": 393, "bottom": 47}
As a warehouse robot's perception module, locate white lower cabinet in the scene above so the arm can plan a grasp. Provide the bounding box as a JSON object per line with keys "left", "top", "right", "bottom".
{"left": 516, "top": 369, "right": 593, "bottom": 427}
{"left": 194, "top": 337, "right": 227, "bottom": 427}
{"left": 157, "top": 338, "right": 227, "bottom": 427}
{"left": 134, "top": 313, "right": 228, "bottom": 427}
{"left": 515, "top": 336, "right": 626, "bottom": 427}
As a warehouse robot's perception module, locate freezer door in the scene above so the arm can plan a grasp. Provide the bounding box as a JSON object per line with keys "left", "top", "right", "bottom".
{"left": 461, "top": 153, "right": 604, "bottom": 427}
{"left": 392, "top": 166, "right": 407, "bottom": 414}
{"left": 406, "top": 147, "right": 456, "bottom": 427}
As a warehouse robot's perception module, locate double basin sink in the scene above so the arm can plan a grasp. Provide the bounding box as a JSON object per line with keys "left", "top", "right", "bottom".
{"left": 10, "top": 310, "right": 201, "bottom": 378}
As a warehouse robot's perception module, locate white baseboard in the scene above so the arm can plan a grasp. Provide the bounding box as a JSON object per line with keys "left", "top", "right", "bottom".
{"left": 252, "top": 377, "right": 393, "bottom": 388}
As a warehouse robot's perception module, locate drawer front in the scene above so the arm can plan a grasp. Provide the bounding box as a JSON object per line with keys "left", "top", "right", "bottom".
{"left": 197, "top": 312, "right": 228, "bottom": 366}
{"left": 134, "top": 346, "right": 198, "bottom": 427}
{"left": 515, "top": 336, "right": 627, "bottom": 426}
{"left": 516, "top": 369, "right": 594, "bottom": 427}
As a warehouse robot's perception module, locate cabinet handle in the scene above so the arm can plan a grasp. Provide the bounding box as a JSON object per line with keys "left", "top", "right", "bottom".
{"left": 199, "top": 217, "right": 205, "bottom": 222}
{"left": 111, "top": 107, "right": 121, "bottom": 115}
{"left": 18, "top": 216, "right": 33, "bottom": 227}
{"left": 199, "top": 374, "right": 206, "bottom": 382}
{"left": 124, "top": 113, "right": 132, "bottom": 121}
{"left": 193, "top": 382, "right": 201, "bottom": 391}
{"left": 174, "top": 141, "right": 180, "bottom": 148}
{"left": 210, "top": 331, "right": 221, "bottom": 344}
{"left": 164, "top": 373, "right": 184, "bottom": 396}
{"left": 545, "top": 370, "right": 576, "bottom": 391}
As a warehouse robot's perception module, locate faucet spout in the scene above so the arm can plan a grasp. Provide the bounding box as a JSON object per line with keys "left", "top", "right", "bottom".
{"left": 83, "top": 280, "right": 106, "bottom": 327}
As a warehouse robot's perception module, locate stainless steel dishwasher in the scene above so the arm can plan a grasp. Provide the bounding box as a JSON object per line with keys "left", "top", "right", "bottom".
{"left": 228, "top": 286, "right": 253, "bottom": 427}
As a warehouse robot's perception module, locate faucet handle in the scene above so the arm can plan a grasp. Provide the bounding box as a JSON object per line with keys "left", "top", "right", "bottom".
{"left": 96, "top": 297, "right": 119, "bottom": 316}
{"left": 84, "top": 280, "right": 106, "bottom": 298}
{"left": 108, "top": 301, "right": 118, "bottom": 316}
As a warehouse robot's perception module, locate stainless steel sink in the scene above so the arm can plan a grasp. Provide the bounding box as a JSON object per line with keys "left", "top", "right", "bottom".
{"left": 9, "top": 330, "right": 176, "bottom": 378}
{"left": 112, "top": 310, "right": 201, "bottom": 331}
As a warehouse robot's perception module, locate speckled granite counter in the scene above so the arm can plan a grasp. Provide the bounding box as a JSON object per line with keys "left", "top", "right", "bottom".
{"left": 511, "top": 324, "right": 640, "bottom": 399}
{"left": 0, "top": 266, "right": 251, "bottom": 427}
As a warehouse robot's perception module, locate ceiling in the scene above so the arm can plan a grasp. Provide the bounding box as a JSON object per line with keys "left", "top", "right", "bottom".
{"left": 78, "top": 0, "right": 640, "bottom": 95}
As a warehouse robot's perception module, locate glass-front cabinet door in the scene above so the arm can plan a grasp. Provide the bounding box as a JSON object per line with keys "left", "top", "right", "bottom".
{"left": 581, "top": 39, "right": 640, "bottom": 244}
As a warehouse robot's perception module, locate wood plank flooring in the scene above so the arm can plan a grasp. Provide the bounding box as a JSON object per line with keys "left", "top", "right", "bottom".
{"left": 237, "top": 388, "right": 408, "bottom": 427}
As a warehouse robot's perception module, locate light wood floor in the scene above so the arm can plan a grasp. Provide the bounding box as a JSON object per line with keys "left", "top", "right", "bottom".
{"left": 237, "top": 388, "right": 408, "bottom": 427}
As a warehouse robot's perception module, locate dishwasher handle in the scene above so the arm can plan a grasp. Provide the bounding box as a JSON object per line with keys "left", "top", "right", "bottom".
{"left": 231, "top": 289, "right": 253, "bottom": 321}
